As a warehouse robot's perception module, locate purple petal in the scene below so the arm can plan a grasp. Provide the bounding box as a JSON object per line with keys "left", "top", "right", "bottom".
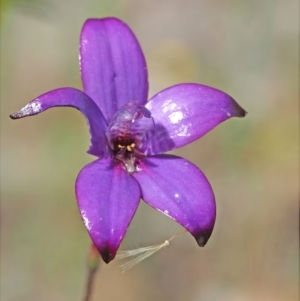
{"left": 133, "top": 155, "right": 216, "bottom": 247}
{"left": 75, "top": 158, "right": 141, "bottom": 263}
{"left": 145, "top": 84, "right": 247, "bottom": 155}
{"left": 10, "top": 88, "right": 109, "bottom": 158}
{"left": 80, "top": 18, "right": 148, "bottom": 122}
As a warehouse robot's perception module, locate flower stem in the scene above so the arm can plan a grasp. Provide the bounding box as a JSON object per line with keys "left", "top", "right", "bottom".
{"left": 82, "top": 243, "right": 101, "bottom": 301}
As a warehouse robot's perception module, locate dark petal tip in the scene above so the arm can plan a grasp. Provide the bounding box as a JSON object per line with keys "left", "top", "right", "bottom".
{"left": 232, "top": 100, "right": 247, "bottom": 118}
{"left": 196, "top": 235, "right": 208, "bottom": 247}
{"left": 195, "top": 230, "right": 213, "bottom": 247}
{"left": 9, "top": 112, "right": 21, "bottom": 120}
{"left": 240, "top": 108, "right": 248, "bottom": 117}
{"left": 99, "top": 247, "right": 116, "bottom": 264}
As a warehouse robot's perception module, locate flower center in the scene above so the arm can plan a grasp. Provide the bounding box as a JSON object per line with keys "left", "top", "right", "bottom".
{"left": 106, "top": 100, "right": 154, "bottom": 173}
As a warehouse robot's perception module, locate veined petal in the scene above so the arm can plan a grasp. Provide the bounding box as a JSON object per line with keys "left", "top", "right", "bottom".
{"left": 145, "top": 84, "right": 246, "bottom": 154}
{"left": 133, "top": 155, "right": 216, "bottom": 247}
{"left": 75, "top": 158, "right": 141, "bottom": 263}
{"left": 10, "top": 88, "right": 109, "bottom": 158}
{"left": 80, "top": 18, "right": 148, "bottom": 122}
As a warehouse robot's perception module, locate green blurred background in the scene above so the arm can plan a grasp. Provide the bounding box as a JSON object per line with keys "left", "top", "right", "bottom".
{"left": 1, "top": 0, "right": 299, "bottom": 300}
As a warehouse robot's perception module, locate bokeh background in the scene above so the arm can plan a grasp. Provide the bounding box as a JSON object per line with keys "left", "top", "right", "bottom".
{"left": 1, "top": 0, "right": 299, "bottom": 300}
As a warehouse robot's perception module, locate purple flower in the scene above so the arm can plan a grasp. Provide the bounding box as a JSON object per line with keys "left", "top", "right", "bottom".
{"left": 10, "top": 17, "right": 246, "bottom": 263}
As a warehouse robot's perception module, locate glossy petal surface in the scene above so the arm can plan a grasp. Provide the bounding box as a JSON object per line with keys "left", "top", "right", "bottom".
{"left": 76, "top": 159, "right": 141, "bottom": 263}
{"left": 80, "top": 18, "right": 148, "bottom": 122}
{"left": 10, "top": 88, "right": 109, "bottom": 157}
{"left": 145, "top": 84, "right": 246, "bottom": 154}
{"left": 133, "top": 155, "right": 216, "bottom": 246}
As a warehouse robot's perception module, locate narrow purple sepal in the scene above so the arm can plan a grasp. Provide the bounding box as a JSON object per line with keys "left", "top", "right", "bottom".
{"left": 133, "top": 155, "right": 216, "bottom": 246}
{"left": 80, "top": 18, "right": 149, "bottom": 123}
{"left": 145, "top": 84, "right": 247, "bottom": 155}
{"left": 75, "top": 158, "right": 141, "bottom": 263}
{"left": 9, "top": 88, "right": 109, "bottom": 158}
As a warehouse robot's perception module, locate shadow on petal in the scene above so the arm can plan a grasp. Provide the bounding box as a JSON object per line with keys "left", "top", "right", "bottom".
{"left": 144, "top": 123, "right": 175, "bottom": 155}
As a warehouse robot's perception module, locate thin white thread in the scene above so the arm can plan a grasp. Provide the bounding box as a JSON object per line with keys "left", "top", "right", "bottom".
{"left": 116, "top": 230, "right": 187, "bottom": 272}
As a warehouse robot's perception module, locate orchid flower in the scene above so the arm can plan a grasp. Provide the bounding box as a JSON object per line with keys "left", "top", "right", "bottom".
{"left": 10, "top": 17, "right": 246, "bottom": 263}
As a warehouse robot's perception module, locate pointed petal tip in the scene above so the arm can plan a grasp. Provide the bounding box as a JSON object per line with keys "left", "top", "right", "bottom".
{"left": 230, "top": 97, "right": 247, "bottom": 118}
{"left": 195, "top": 229, "right": 213, "bottom": 247}
{"left": 241, "top": 109, "right": 248, "bottom": 117}
{"left": 9, "top": 101, "right": 42, "bottom": 120}
{"left": 9, "top": 110, "right": 38, "bottom": 120}
{"left": 224, "top": 96, "right": 246, "bottom": 119}
{"left": 235, "top": 103, "right": 247, "bottom": 118}
{"left": 99, "top": 247, "right": 116, "bottom": 264}
{"left": 196, "top": 234, "right": 209, "bottom": 247}
{"left": 9, "top": 112, "right": 19, "bottom": 120}
{"left": 95, "top": 242, "right": 120, "bottom": 263}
